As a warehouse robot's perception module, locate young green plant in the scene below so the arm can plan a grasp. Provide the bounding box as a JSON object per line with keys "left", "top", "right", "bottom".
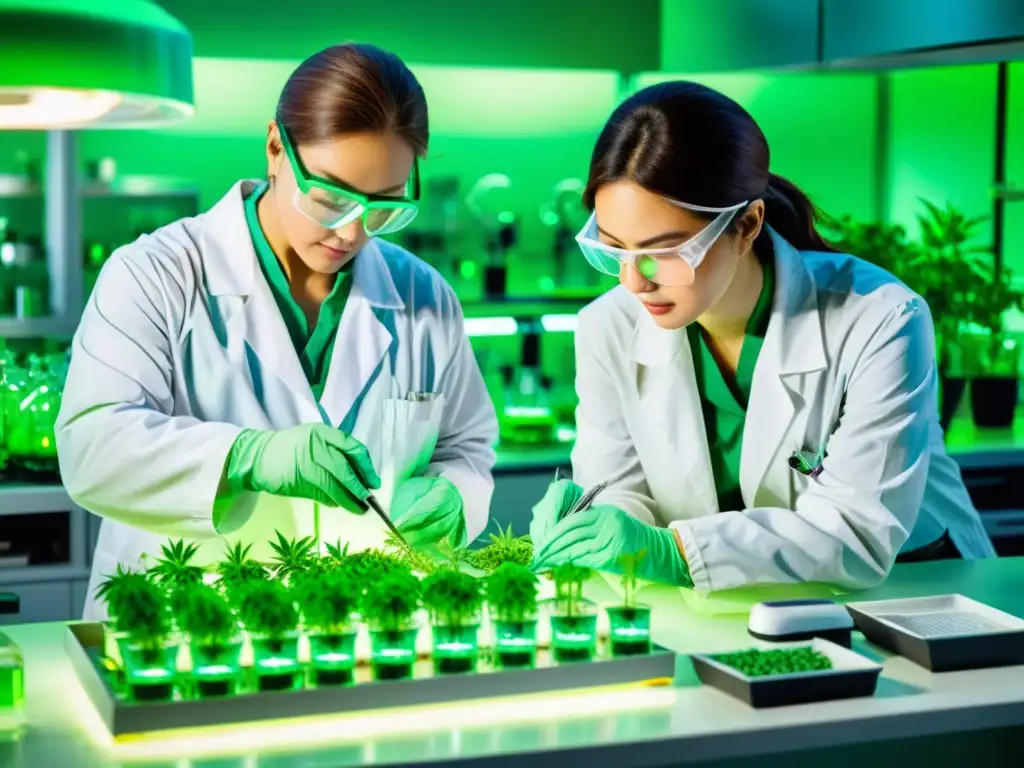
{"left": 552, "top": 563, "right": 591, "bottom": 618}
{"left": 470, "top": 522, "right": 533, "bottom": 572}
{"left": 268, "top": 531, "right": 316, "bottom": 581}
{"left": 292, "top": 569, "right": 360, "bottom": 634}
{"left": 421, "top": 569, "right": 483, "bottom": 628}
{"left": 362, "top": 570, "right": 422, "bottom": 632}
{"left": 618, "top": 549, "right": 648, "bottom": 610}
{"left": 235, "top": 580, "right": 299, "bottom": 640}
{"left": 217, "top": 541, "right": 268, "bottom": 593}
{"left": 485, "top": 563, "right": 539, "bottom": 623}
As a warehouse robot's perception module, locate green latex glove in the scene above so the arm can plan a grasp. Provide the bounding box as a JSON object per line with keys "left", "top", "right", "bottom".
{"left": 391, "top": 476, "right": 466, "bottom": 547}
{"left": 226, "top": 424, "right": 380, "bottom": 510}
{"left": 530, "top": 504, "right": 693, "bottom": 587}
{"left": 529, "top": 479, "right": 584, "bottom": 546}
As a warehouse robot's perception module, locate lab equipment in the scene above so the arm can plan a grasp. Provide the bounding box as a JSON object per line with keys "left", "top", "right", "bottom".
{"left": 564, "top": 480, "right": 609, "bottom": 517}
{"left": 690, "top": 638, "right": 882, "bottom": 709}
{"left": 539, "top": 178, "right": 592, "bottom": 290}
{"left": 747, "top": 599, "right": 854, "bottom": 647}
{"left": 845, "top": 594, "right": 1024, "bottom": 672}
{"left": 575, "top": 198, "right": 747, "bottom": 285}
{"left": 278, "top": 123, "right": 420, "bottom": 235}
{"left": 0, "top": 630, "right": 24, "bottom": 727}
{"left": 465, "top": 173, "right": 517, "bottom": 301}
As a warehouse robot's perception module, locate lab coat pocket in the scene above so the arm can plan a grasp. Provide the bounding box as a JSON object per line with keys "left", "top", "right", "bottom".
{"left": 376, "top": 395, "right": 446, "bottom": 512}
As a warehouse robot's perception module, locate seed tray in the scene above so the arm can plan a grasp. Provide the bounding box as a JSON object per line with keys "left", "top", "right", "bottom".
{"left": 845, "top": 594, "right": 1024, "bottom": 672}
{"left": 689, "top": 638, "right": 882, "bottom": 709}
{"left": 65, "top": 623, "right": 675, "bottom": 738}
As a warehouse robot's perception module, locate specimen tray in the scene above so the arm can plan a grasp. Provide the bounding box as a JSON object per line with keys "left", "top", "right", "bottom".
{"left": 65, "top": 623, "right": 675, "bottom": 737}
{"left": 844, "top": 594, "right": 1024, "bottom": 672}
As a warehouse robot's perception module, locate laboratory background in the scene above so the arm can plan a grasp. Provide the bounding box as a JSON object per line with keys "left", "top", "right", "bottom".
{"left": 0, "top": 1, "right": 1023, "bottom": 766}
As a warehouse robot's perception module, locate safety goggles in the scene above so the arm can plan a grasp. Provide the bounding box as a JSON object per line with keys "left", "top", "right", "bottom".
{"left": 277, "top": 122, "right": 421, "bottom": 236}
{"left": 575, "top": 198, "right": 749, "bottom": 286}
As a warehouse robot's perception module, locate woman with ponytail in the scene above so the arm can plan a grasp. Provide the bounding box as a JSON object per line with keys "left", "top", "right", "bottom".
{"left": 528, "top": 81, "right": 994, "bottom": 593}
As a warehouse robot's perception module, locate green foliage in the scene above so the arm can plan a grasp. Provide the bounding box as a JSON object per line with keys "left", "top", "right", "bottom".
{"left": 361, "top": 570, "right": 422, "bottom": 631}
{"left": 552, "top": 563, "right": 591, "bottom": 617}
{"left": 217, "top": 542, "right": 268, "bottom": 592}
{"left": 176, "top": 583, "right": 237, "bottom": 643}
{"left": 384, "top": 530, "right": 441, "bottom": 574}
{"left": 823, "top": 200, "right": 1024, "bottom": 373}
{"left": 618, "top": 549, "right": 647, "bottom": 609}
{"left": 340, "top": 548, "right": 408, "bottom": 583}
{"left": 97, "top": 566, "right": 170, "bottom": 643}
{"left": 235, "top": 580, "right": 298, "bottom": 639}
{"left": 268, "top": 531, "right": 316, "bottom": 581}
{"left": 421, "top": 568, "right": 483, "bottom": 627}
{"left": 148, "top": 539, "right": 204, "bottom": 590}
{"left": 485, "top": 563, "right": 539, "bottom": 623}
{"left": 292, "top": 569, "right": 360, "bottom": 633}
{"left": 470, "top": 523, "right": 533, "bottom": 572}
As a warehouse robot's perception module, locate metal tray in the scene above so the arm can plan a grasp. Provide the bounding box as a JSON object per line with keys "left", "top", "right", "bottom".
{"left": 66, "top": 623, "right": 676, "bottom": 737}
{"left": 690, "top": 638, "right": 882, "bottom": 709}
{"left": 845, "top": 594, "right": 1024, "bottom": 672}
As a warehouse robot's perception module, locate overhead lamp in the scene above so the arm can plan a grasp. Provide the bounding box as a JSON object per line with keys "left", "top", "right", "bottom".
{"left": 0, "top": 0, "right": 194, "bottom": 130}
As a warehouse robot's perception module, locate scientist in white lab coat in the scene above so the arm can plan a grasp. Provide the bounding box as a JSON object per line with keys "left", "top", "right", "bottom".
{"left": 530, "top": 81, "right": 994, "bottom": 593}
{"left": 57, "top": 43, "right": 498, "bottom": 619}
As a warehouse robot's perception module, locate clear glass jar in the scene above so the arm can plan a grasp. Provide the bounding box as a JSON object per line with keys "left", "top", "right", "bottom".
{"left": 115, "top": 634, "right": 178, "bottom": 702}
{"left": 0, "top": 632, "right": 25, "bottom": 722}
{"left": 369, "top": 622, "right": 419, "bottom": 681}
{"left": 492, "top": 617, "right": 538, "bottom": 669}
{"left": 189, "top": 636, "right": 244, "bottom": 698}
{"left": 250, "top": 632, "right": 302, "bottom": 692}
{"left": 548, "top": 599, "right": 599, "bottom": 664}
{"left": 605, "top": 605, "right": 652, "bottom": 657}
{"left": 431, "top": 621, "right": 479, "bottom": 675}
{"left": 307, "top": 629, "right": 359, "bottom": 687}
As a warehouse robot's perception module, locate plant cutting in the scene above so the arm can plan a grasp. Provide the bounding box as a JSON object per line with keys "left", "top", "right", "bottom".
{"left": 175, "top": 583, "right": 242, "bottom": 697}
{"left": 385, "top": 529, "right": 442, "bottom": 574}
{"left": 268, "top": 531, "right": 316, "bottom": 582}
{"left": 548, "top": 563, "right": 598, "bottom": 663}
{"left": 605, "top": 550, "right": 652, "bottom": 657}
{"left": 217, "top": 541, "right": 268, "bottom": 594}
{"left": 361, "top": 570, "right": 422, "bottom": 681}
{"left": 485, "top": 563, "right": 540, "bottom": 668}
{"left": 235, "top": 580, "right": 301, "bottom": 692}
{"left": 470, "top": 523, "right": 533, "bottom": 573}
{"left": 98, "top": 567, "right": 177, "bottom": 701}
{"left": 292, "top": 569, "right": 361, "bottom": 686}
{"left": 421, "top": 568, "right": 484, "bottom": 674}
{"left": 148, "top": 539, "right": 205, "bottom": 615}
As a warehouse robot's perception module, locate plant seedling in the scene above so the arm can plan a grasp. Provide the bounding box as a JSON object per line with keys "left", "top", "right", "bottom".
{"left": 176, "top": 583, "right": 237, "bottom": 644}
{"left": 470, "top": 523, "right": 533, "bottom": 573}
{"left": 421, "top": 569, "right": 483, "bottom": 628}
{"left": 385, "top": 530, "right": 441, "bottom": 574}
{"left": 712, "top": 647, "right": 833, "bottom": 677}
{"left": 362, "top": 570, "right": 422, "bottom": 632}
{"left": 149, "top": 539, "right": 204, "bottom": 588}
{"left": 268, "top": 531, "right": 316, "bottom": 581}
{"left": 486, "top": 563, "right": 539, "bottom": 623}
{"left": 552, "top": 563, "right": 591, "bottom": 618}
{"left": 341, "top": 548, "right": 408, "bottom": 583}
{"left": 618, "top": 549, "right": 648, "bottom": 612}
{"left": 235, "top": 580, "right": 299, "bottom": 640}
{"left": 217, "top": 542, "right": 268, "bottom": 591}
{"left": 292, "top": 569, "right": 360, "bottom": 634}
{"left": 95, "top": 564, "right": 151, "bottom": 623}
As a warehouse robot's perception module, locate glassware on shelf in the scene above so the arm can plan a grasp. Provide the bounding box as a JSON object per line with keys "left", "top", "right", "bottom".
{"left": 4, "top": 353, "right": 62, "bottom": 475}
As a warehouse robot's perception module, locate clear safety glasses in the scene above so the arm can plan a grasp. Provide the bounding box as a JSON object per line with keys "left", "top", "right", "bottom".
{"left": 277, "top": 122, "right": 421, "bottom": 236}
{"left": 575, "top": 198, "right": 749, "bottom": 286}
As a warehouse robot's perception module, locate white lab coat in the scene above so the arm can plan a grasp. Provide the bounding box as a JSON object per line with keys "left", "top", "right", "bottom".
{"left": 58, "top": 180, "right": 497, "bottom": 620}
{"left": 571, "top": 227, "right": 995, "bottom": 594}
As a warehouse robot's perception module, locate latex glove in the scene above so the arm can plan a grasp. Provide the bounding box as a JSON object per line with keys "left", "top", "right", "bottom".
{"left": 391, "top": 476, "right": 466, "bottom": 547}
{"left": 226, "top": 424, "right": 380, "bottom": 511}
{"left": 529, "top": 479, "right": 584, "bottom": 546}
{"left": 530, "top": 504, "right": 693, "bottom": 587}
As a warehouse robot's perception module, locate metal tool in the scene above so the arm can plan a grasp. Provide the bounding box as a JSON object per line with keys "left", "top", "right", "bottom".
{"left": 361, "top": 493, "right": 415, "bottom": 554}
{"left": 566, "top": 480, "right": 609, "bottom": 517}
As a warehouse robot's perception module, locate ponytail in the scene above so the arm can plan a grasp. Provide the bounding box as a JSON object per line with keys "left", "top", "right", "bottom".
{"left": 760, "top": 173, "right": 839, "bottom": 253}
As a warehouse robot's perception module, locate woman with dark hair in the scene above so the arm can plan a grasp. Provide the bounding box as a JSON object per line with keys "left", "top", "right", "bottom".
{"left": 58, "top": 44, "right": 498, "bottom": 619}
{"left": 530, "top": 81, "right": 994, "bottom": 592}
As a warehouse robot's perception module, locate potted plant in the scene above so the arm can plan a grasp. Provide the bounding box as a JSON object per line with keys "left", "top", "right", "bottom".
{"left": 292, "top": 569, "right": 361, "bottom": 686}
{"left": 547, "top": 563, "right": 597, "bottom": 663}
{"left": 96, "top": 567, "right": 177, "bottom": 701}
{"left": 485, "top": 563, "right": 540, "bottom": 668}
{"left": 148, "top": 539, "right": 205, "bottom": 615}
{"left": 268, "top": 531, "right": 317, "bottom": 583}
{"left": 361, "top": 569, "right": 422, "bottom": 681}
{"left": 604, "top": 551, "right": 652, "bottom": 657}
{"left": 217, "top": 541, "right": 268, "bottom": 595}
{"left": 913, "top": 200, "right": 1023, "bottom": 428}
{"left": 175, "top": 583, "right": 242, "bottom": 697}
{"left": 470, "top": 523, "right": 533, "bottom": 573}
{"left": 420, "top": 568, "right": 484, "bottom": 674}
{"left": 235, "top": 580, "right": 301, "bottom": 692}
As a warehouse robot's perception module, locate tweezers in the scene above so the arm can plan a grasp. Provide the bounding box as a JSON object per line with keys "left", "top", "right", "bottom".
{"left": 552, "top": 468, "right": 609, "bottom": 517}
{"left": 361, "top": 494, "right": 415, "bottom": 554}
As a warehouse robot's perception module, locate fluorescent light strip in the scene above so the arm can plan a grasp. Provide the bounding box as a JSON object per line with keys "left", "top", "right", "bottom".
{"left": 464, "top": 317, "right": 518, "bottom": 337}
{"left": 540, "top": 314, "right": 578, "bottom": 333}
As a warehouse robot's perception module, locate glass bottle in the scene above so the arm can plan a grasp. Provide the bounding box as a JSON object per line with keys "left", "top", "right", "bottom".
{"left": 0, "top": 631, "right": 25, "bottom": 725}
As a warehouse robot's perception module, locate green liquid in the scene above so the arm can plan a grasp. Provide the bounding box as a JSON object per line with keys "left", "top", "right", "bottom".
{"left": 0, "top": 665, "right": 24, "bottom": 711}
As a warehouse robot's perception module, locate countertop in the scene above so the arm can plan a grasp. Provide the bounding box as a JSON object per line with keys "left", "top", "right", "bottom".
{"left": 1, "top": 557, "right": 1023, "bottom": 767}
